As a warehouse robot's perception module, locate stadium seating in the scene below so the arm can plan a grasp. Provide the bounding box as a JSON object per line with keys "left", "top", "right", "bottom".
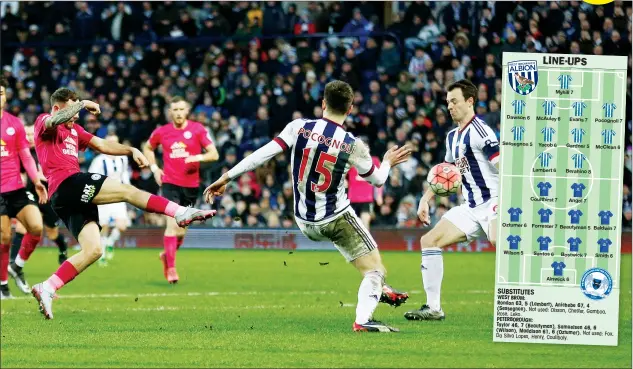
{"left": 1, "top": 1, "right": 631, "bottom": 230}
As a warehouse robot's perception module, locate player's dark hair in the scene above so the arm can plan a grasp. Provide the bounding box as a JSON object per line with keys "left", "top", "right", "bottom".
{"left": 447, "top": 79, "right": 478, "bottom": 104}
{"left": 324, "top": 80, "right": 354, "bottom": 115}
{"left": 170, "top": 96, "right": 186, "bottom": 105}
{"left": 50, "top": 87, "right": 79, "bottom": 106}
{"left": 0, "top": 75, "right": 7, "bottom": 88}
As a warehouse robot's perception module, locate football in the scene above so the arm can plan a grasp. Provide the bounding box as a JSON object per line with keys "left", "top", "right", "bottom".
{"left": 427, "top": 163, "right": 462, "bottom": 196}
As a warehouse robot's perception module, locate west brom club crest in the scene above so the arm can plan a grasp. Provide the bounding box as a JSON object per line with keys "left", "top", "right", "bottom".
{"left": 508, "top": 60, "right": 539, "bottom": 95}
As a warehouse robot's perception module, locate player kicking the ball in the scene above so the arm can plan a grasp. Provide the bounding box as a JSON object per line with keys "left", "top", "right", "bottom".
{"left": 30, "top": 88, "right": 215, "bottom": 319}
{"left": 144, "top": 96, "right": 219, "bottom": 284}
{"left": 204, "top": 81, "right": 411, "bottom": 332}
{"left": 404, "top": 80, "right": 499, "bottom": 321}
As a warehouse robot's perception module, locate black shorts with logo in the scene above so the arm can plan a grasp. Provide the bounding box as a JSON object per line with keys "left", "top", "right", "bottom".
{"left": 161, "top": 183, "right": 199, "bottom": 207}
{"left": 51, "top": 172, "right": 107, "bottom": 240}
{"left": 0, "top": 188, "right": 37, "bottom": 218}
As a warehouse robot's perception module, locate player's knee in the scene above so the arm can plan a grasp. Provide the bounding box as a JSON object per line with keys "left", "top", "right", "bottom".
{"left": 120, "top": 184, "right": 138, "bottom": 202}
{"left": 489, "top": 238, "right": 497, "bottom": 248}
{"left": 420, "top": 232, "right": 439, "bottom": 250}
{"left": 118, "top": 224, "right": 128, "bottom": 233}
{"left": 46, "top": 227, "right": 58, "bottom": 240}
{"left": 27, "top": 223, "right": 44, "bottom": 236}
{"left": 87, "top": 245, "right": 104, "bottom": 261}
{"left": 1, "top": 230, "right": 11, "bottom": 246}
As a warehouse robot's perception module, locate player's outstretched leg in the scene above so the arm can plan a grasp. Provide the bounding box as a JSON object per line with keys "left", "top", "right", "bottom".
{"left": 92, "top": 178, "right": 215, "bottom": 227}
{"left": 32, "top": 222, "right": 103, "bottom": 319}
{"left": 404, "top": 219, "right": 466, "bottom": 321}
{"left": 1, "top": 215, "right": 12, "bottom": 299}
{"left": 9, "top": 205, "right": 43, "bottom": 294}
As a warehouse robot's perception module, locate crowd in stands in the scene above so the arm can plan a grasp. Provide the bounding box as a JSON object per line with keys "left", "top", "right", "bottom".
{"left": 1, "top": 1, "right": 631, "bottom": 230}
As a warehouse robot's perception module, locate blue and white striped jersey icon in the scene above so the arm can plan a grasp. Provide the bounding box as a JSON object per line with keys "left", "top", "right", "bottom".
{"left": 571, "top": 153, "right": 587, "bottom": 169}
{"left": 571, "top": 128, "right": 586, "bottom": 143}
{"left": 602, "top": 103, "right": 616, "bottom": 118}
{"left": 558, "top": 74, "right": 572, "bottom": 89}
{"left": 572, "top": 101, "right": 587, "bottom": 117}
{"left": 511, "top": 100, "right": 526, "bottom": 115}
{"left": 538, "top": 152, "right": 553, "bottom": 167}
{"left": 511, "top": 126, "right": 525, "bottom": 141}
{"left": 542, "top": 101, "right": 556, "bottom": 116}
{"left": 602, "top": 129, "right": 616, "bottom": 145}
{"left": 541, "top": 127, "right": 555, "bottom": 142}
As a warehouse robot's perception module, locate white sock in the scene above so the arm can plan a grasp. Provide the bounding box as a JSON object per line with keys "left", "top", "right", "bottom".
{"left": 421, "top": 247, "right": 443, "bottom": 311}
{"left": 108, "top": 228, "right": 121, "bottom": 246}
{"left": 355, "top": 270, "right": 384, "bottom": 325}
{"left": 175, "top": 207, "right": 187, "bottom": 217}
{"left": 1, "top": 280, "right": 7, "bottom": 285}
{"left": 15, "top": 255, "right": 25, "bottom": 268}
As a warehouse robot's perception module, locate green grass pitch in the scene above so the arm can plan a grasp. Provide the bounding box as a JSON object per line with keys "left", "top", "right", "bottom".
{"left": 1, "top": 249, "right": 630, "bottom": 368}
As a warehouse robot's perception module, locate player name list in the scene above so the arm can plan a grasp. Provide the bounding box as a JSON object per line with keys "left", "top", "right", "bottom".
{"left": 493, "top": 287, "right": 618, "bottom": 345}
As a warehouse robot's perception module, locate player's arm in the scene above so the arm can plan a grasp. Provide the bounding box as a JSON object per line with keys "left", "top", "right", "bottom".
{"left": 42, "top": 100, "right": 100, "bottom": 130}
{"left": 15, "top": 124, "right": 47, "bottom": 202}
{"left": 204, "top": 120, "right": 298, "bottom": 203}
{"left": 205, "top": 140, "right": 283, "bottom": 201}
{"left": 184, "top": 143, "right": 219, "bottom": 163}
{"left": 479, "top": 126, "right": 500, "bottom": 169}
{"left": 185, "top": 128, "right": 220, "bottom": 163}
{"left": 87, "top": 137, "right": 149, "bottom": 168}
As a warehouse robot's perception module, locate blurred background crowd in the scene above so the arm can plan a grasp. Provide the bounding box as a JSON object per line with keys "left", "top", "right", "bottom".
{"left": 1, "top": 1, "right": 631, "bottom": 230}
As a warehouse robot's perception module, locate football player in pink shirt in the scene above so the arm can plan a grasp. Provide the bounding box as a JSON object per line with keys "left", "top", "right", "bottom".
{"left": 0, "top": 76, "right": 48, "bottom": 299}
{"left": 30, "top": 88, "right": 216, "bottom": 319}
{"left": 144, "top": 96, "right": 218, "bottom": 284}
{"left": 347, "top": 143, "right": 382, "bottom": 229}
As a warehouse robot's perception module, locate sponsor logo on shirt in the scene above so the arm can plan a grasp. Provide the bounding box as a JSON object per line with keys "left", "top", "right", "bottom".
{"left": 63, "top": 136, "right": 78, "bottom": 157}
{"left": 169, "top": 141, "right": 190, "bottom": 159}
{"left": 0, "top": 139, "right": 7, "bottom": 157}
{"left": 456, "top": 156, "right": 471, "bottom": 175}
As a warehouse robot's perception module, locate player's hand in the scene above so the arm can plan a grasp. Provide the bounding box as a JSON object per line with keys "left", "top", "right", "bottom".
{"left": 184, "top": 155, "right": 202, "bottom": 164}
{"left": 383, "top": 145, "right": 412, "bottom": 167}
{"left": 34, "top": 181, "right": 48, "bottom": 204}
{"left": 152, "top": 167, "right": 163, "bottom": 186}
{"left": 82, "top": 100, "right": 101, "bottom": 115}
{"left": 417, "top": 200, "right": 431, "bottom": 226}
{"left": 203, "top": 174, "right": 230, "bottom": 204}
{"left": 131, "top": 148, "right": 149, "bottom": 168}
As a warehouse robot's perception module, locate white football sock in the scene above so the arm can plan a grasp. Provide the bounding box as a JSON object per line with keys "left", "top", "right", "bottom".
{"left": 175, "top": 207, "right": 187, "bottom": 217}
{"left": 421, "top": 247, "right": 443, "bottom": 311}
{"left": 355, "top": 270, "right": 384, "bottom": 325}
{"left": 108, "top": 228, "right": 121, "bottom": 246}
{"left": 15, "top": 255, "right": 25, "bottom": 268}
{"left": 1, "top": 280, "right": 7, "bottom": 285}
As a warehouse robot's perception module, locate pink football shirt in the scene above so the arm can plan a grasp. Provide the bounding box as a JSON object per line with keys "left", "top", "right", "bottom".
{"left": 348, "top": 156, "right": 381, "bottom": 203}
{"left": 148, "top": 121, "right": 213, "bottom": 188}
{"left": 1, "top": 112, "right": 29, "bottom": 193}
{"left": 34, "top": 113, "right": 95, "bottom": 195}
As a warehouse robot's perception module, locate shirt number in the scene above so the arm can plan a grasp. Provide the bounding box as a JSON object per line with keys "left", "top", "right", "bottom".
{"left": 298, "top": 148, "right": 337, "bottom": 193}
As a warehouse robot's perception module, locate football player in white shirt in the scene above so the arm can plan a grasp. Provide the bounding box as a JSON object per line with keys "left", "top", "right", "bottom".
{"left": 88, "top": 135, "right": 131, "bottom": 265}
{"left": 405, "top": 80, "right": 500, "bottom": 321}
{"left": 204, "top": 81, "right": 412, "bottom": 332}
